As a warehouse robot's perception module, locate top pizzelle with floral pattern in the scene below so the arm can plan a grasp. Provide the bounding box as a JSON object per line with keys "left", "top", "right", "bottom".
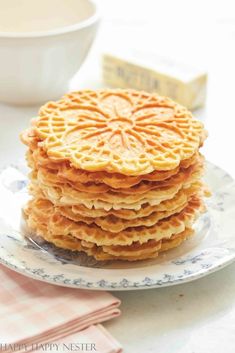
{"left": 34, "top": 89, "right": 204, "bottom": 176}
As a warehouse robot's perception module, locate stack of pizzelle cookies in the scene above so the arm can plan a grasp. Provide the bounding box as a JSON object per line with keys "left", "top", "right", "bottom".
{"left": 21, "top": 89, "right": 208, "bottom": 261}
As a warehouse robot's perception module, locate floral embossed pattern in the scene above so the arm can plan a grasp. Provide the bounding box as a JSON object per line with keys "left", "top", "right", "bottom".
{"left": 35, "top": 90, "right": 204, "bottom": 175}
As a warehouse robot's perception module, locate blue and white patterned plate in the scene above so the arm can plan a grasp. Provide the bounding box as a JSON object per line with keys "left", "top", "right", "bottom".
{"left": 0, "top": 161, "right": 234, "bottom": 291}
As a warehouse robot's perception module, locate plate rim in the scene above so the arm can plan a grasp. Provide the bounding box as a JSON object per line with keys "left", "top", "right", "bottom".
{"left": 0, "top": 248, "right": 234, "bottom": 291}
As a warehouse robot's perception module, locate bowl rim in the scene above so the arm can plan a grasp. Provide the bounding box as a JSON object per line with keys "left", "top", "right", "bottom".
{"left": 0, "top": 0, "right": 99, "bottom": 39}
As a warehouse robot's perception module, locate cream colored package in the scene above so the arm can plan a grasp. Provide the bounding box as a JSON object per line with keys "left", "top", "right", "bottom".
{"left": 102, "top": 50, "right": 207, "bottom": 110}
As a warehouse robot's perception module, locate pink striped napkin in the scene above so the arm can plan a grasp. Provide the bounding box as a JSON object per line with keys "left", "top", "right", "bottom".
{"left": 0, "top": 265, "right": 122, "bottom": 353}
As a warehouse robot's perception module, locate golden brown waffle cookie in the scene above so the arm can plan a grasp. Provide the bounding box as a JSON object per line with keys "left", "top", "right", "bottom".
{"left": 21, "top": 128, "right": 39, "bottom": 151}
{"left": 97, "top": 228, "right": 194, "bottom": 260}
{"left": 28, "top": 181, "right": 203, "bottom": 219}
{"left": 30, "top": 179, "right": 180, "bottom": 210}
{"left": 29, "top": 162, "right": 203, "bottom": 210}
{"left": 102, "top": 228, "right": 194, "bottom": 258}
{"left": 56, "top": 182, "right": 203, "bottom": 220}
{"left": 31, "top": 154, "right": 204, "bottom": 195}
{"left": 159, "top": 229, "right": 194, "bottom": 252}
{"left": 24, "top": 209, "right": 194, "bottom": 261}
{"left": 26, "top": 146, "right": 200, "bottom": 189}
{"left": 25, "top": 89, "right": 205, "bottom": 175}
{"left": 24, "top": 196, "right": 204, "bottom": 246}
{"left": 57, "top": 201, "right": 188, "bottom": 233}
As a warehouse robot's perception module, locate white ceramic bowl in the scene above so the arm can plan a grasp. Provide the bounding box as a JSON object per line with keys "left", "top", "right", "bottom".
{"left": 0, "top": 0, "right": 99, "bottom": 105}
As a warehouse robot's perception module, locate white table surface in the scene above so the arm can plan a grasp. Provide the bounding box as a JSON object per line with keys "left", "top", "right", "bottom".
{"left": 0, "top": 0, "right": 235, "bottom": 351}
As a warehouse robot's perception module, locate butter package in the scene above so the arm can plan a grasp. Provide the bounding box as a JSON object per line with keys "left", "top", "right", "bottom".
{"left": 102, "top": 50, "right": 207, "bottom": 110}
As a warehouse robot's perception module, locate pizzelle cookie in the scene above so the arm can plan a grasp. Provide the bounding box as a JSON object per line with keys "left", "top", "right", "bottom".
{"left": 24, "top": 196, "right": 200, "bottom": 260}
{"left": 29, "top": 181, "right": 202, "bottom": 219}
{"left": 25, "top": 211, "right": 194, "bottom": 261}
{"left": 25, "top": 145, "right": 199, "bottom": 189}
{"left": 29, "top": 153, "right": 203, "bottom": 195}
{"left": 34, "top": 90, "right": 204, "bottom": 175}
{"left": 28, "top": 159, "right": 204, "bottom": 211}
{"left": 21, "top": 89, "right": 209, "bottom": 261}
{"left": 24, "top": 196, "right": 204, "bottom": 246}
